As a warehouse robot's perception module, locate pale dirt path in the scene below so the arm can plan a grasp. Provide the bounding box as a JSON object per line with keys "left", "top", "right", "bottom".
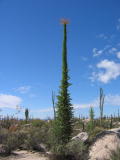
{"left": 0, "top": 150, "right": 49, "bottom": 160}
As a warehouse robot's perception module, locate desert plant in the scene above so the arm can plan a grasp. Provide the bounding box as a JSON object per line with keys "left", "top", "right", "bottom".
{"left": 25, "top": 108, "right": 29, "bottom": 123}
{"left": 88, "top": 126, "right": 105, "bottom": 142}
{"left": 0, "top": 116, "right": 18, "bottom": 129}
{"left": 0, "top": 129, "right": 26, "bottom": 155}
{"left": 99, "top": 88, "right": 105, "bottom": 126}
{"left": 65, "top": 140, "right": 88, "bottom": 160}
{"left": 110, "top": 115, "right": 113, "bottom": 129}
{"left": 89, "top": 106, "right": 95, "bottom": 129}
{"left": 53, "top": 19, "right": 73, "bottom": 153}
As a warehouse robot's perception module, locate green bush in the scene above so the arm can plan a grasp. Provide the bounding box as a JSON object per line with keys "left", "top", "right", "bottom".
{"left": 0, "top": 129, "right": 26, "bottom": 155}
{"left": 23, "top": 125, "right": 51, "bottom": 151}
{"left": 30, "top": 119, "right": 46, "bottom": 127}
{"left": 0, "top": 116, "right": 18, "bottom": 129}
{"left": 88, "top": 126, "right": 105, "bottom": 142}
{"left": 65, "top": 140, "right": 88, "bottom": 160}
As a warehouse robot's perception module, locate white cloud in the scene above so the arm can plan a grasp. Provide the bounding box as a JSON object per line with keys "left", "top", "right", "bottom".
{"left": 93, "top": 45, "right": 110, "bottom": 57}
{"left": 107, "top": 47, "right": 120, "bottom": 59}
{"left": 73, "top": 94, "right": 120, "bottom": 109}
{"left": 93, "top": 48, "right": 103, "bottom": 57}
{"left": 30, "top": 94, "right": 120, "bottom": 114}
{"left": 15, "top": 86, "right": 31, "bottom": 94}
{"left": 89, "top": 72, "right": 98, "bottom": 82}
{"left": 0, "top": 94, "right": 22, "bottom": 109}
{"left": 90, "top": 59, "right": 120, "bottom": 83}
{"left": 73, "top": 99, "right": 99, "bottom": 109}
{"left": 109, "top": 48, "right": 117, "bottom": 54}
{"left": 31, "top": 107, "right": 53, "bottom": 113}
{"left": 105, "top": 94, "right": 120, "bottom": 106}
{"left": 116, "top": 51, "right": 120, "bottom": 59}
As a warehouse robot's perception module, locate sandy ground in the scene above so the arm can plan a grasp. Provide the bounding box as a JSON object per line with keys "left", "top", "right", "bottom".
{"left": 0, "top": 150, "right": 49, "bottom": 160}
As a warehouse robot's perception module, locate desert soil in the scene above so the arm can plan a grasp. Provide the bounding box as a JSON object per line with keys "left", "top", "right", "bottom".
{"left": 0, "top": 150, "right": 49, "bottom": 160}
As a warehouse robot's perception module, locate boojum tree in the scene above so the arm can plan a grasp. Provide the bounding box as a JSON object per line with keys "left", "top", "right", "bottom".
{"left": 99, "top": 88, "right": 105, "bottom": 126}
{"left": 53, "top": 19, "right": 73, "bottom": 152}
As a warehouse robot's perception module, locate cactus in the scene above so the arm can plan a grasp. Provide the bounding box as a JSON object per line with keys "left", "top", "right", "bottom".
{"left": 89, "top": 106, "right": 95, "bottom": 130}
{"left": 99, "top": 88, "right": 105, "bottom": 126}
{"left": 25, "top": 108, "right": 29, "bottom": 123}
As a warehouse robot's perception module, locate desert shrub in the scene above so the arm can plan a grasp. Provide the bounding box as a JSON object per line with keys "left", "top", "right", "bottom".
{"left": 65, "top": 140, "right": 88, "bottom": 160}
{"left": 49, "top": 154, "right": 75, "bottom": 160}
{"left": 49, "top": 140, "right": 88, "bottom": 160}
{"left": 24, "top": 127, "right": 43, "bottom": 150}
{"left": 72, "top": 120, "right": 84, "bottom": 136}
{"left": 88, "top": 126, "right": 105, "bottom": 142}
{"left": 0, "top": 116, "right": 18, "bottom": 129}
{"left": 0, "top": 128, "right": 9, "bottom": 144}
{"left": 24, "top": 125, "right": 51, "bottom": 151}
{"left": 30, "top": 119, "right": 46, "bottom": 127}
{"left": 3, "top": 133, "right": 20, "bottom": 154}
{"left": 102, "top": 119, "right": 111, "bottom": 129}
{"left": 86, "top": 121, "right": 94, "bottom": 132}
{"left": 0, "top": 129, "right": 26, "bottom": 155}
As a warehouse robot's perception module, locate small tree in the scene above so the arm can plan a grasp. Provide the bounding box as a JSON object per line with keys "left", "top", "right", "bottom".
{"left": 25, "top": 108, "right": 29, "bottom": 123}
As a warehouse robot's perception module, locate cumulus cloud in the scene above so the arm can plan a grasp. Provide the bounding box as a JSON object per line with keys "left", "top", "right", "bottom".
{"left": 0, "top": 94, "right": 22, "bottom": 109}
{"left": 90, "top": 59, "right": 120, "bottom": 83}
{"left": 15, "top": 86, "right": 31, "bottom": 94}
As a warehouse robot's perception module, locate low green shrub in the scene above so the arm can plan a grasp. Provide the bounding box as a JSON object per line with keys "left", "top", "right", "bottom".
{"left": 0, "top": 129, "right": 26, "bottom": 155}
{"left": 65, "top": 140, "right": 88, "bottom": 160}
{"left": 88, "top": 126, "right": 105, "bottom": 142}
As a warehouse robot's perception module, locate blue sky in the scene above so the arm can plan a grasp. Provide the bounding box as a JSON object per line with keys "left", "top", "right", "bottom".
{"left": 0, "top": 0, "right": 120, "bottom": 119}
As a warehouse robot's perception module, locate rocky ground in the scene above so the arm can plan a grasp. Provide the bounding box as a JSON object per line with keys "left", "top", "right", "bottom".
{"left": 89, "top": 128, "right": 120, "bottom": 160}
{"left": 0, "top": 150, "right": 49, "bottom": 160}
